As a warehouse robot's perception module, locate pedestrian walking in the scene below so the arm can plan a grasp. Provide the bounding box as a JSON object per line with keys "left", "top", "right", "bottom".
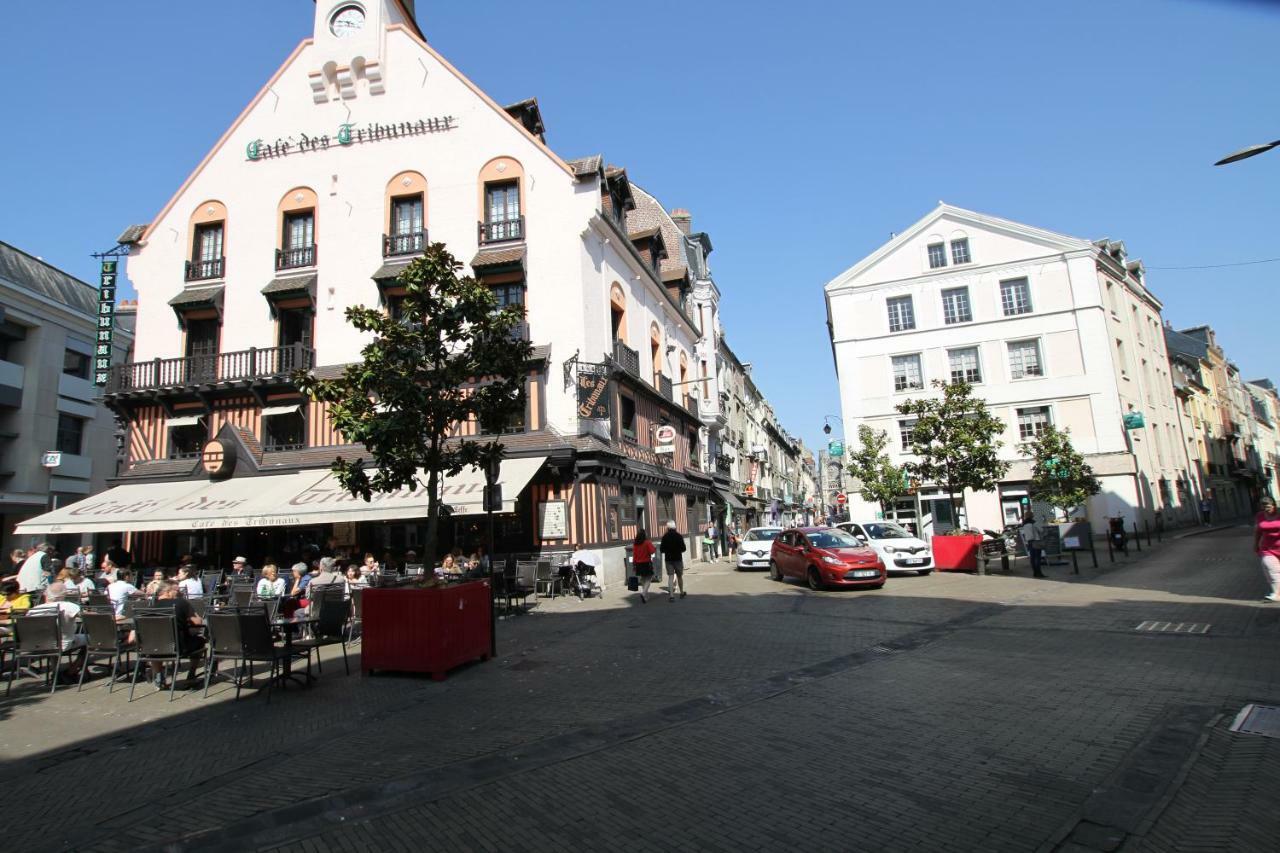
{"left": 1020, "top": 512, "right": 1045, "bottom": 578}
{"left": 703, "top": 523, "right": 717, "bottom": 560}
{"left": 1253, "top": 497, "right": 1280, "bottom": 602}
{"left": 661, "top": 520, "right": 687, "bottom": 600}
{"left": 632, "top": 528, "right": 656, "bottom": 603}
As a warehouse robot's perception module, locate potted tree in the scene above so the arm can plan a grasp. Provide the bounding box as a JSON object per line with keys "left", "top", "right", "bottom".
{"left": 1025, "top": 426, "right": 1101, "bottom": 542}
{"left": 897, "top": 381, "right": 1010, "bottom": 571}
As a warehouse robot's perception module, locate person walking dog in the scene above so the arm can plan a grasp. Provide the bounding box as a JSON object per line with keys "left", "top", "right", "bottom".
{"left": 632, "top": 529, "right": 656, "bottom": 603}
{"left": 661, "top": 520, "right": 687, "bottom": 601}
{"left": 1254, "top": 496, "right": 1280, "bottom": 602}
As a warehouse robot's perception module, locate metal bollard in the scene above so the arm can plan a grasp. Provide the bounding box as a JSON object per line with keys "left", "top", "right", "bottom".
{"left": 1071, "top": 551, "right": 1079, "bottom": 575}
{"left": 1145, "top": 520, "right": 1152, "bottom": 546}
{"left": 1133, "top": 523, "right": 1142, "bottom": 552}
{"left": 1107, "top": 532, "right": 1114, "bottom": 563}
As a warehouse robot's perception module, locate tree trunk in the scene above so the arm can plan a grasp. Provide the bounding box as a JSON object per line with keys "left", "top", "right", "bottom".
{"left": 424, "top": 448, "right": 441, "bottom": 567}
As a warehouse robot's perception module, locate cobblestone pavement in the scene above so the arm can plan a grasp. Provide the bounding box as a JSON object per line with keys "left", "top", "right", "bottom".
{"left": 2, "top": 527, "right": 1277, "bottom": 852}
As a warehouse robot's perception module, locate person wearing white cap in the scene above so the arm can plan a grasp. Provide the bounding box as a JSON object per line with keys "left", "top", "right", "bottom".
{"left": 229, "top": 556, "right": 252, "bottom": 578}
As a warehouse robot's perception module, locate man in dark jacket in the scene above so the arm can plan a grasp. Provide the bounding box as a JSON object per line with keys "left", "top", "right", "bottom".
{"left": 659, "top": 520, "right": 687, "bottom": 601}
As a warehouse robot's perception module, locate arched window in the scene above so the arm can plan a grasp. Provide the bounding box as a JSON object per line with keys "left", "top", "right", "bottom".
{"left": 384, "top": 171, "right": 427, "bottom": 257}
{"left": 277, "top": 187, "right": 318, "bottom": 270}
{"left": 610, "top": 282, "right": 627, "bottom": 345}
{"left": 187, "top": 200, "right": 227, "bottom": 281}
{"left": 478, "top": 157, "right": 525, "bottom": 244}
{"left": 650, "top": 322, "right": 662, "bottom": 386}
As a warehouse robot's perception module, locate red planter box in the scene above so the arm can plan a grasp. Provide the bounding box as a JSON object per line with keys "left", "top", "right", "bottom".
{"left": 361, "top": 582, "right": 492, "bottom": 680}
{"left": 931, "top": 534, "right": 982, "bottom": 572}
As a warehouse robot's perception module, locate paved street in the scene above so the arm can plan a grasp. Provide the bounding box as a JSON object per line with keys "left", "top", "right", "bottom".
{"left": 2, "top": 527, "right": 1278, "bottom": 852}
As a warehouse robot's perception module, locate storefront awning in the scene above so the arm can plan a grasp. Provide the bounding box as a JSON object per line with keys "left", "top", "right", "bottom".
{"left": 13, "top": 456, "right": 547, "bottom": 535}
{"left": 711, "top": 488, "right": 747, "bottom": 512}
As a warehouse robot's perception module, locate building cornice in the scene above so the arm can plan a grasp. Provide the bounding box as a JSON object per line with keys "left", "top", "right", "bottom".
{"left": 825, "top": 248, "right": 1095, "bottom": 298}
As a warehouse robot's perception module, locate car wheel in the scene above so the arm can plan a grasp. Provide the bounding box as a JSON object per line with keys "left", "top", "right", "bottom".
{"left": 770, "top": 560, "right": 783, "bottom": 582}
{"left": 917, "top": 569, "right": 933, "bottom": 576}
{"left": 807, "top": 567, "right": 824, "bottom": 591}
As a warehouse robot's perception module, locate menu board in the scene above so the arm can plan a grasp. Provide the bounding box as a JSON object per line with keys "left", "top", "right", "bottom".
{"left": 539, "top": 500, "right": 568, "bottom": 540}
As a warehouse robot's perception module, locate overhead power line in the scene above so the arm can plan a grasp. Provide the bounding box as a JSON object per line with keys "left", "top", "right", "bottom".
{"left": 1147, "top": 257, "right": 1280, "bottom": 271}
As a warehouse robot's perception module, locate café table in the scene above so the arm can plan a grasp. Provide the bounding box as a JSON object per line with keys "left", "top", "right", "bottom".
{"left": 271, "top": 611, "right": 317, "bottom": 688}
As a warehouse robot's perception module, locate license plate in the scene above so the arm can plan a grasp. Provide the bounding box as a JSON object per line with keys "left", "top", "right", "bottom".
{"left": 852, "top": 570, "right": 879, "bottom": 578}
{"left": 901, "top": 558, "right": 925, "bottom": 565}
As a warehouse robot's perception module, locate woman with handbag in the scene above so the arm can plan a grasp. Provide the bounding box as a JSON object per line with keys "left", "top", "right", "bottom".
{"left": 632, "top": 529, "right": 656, "bottom": 604}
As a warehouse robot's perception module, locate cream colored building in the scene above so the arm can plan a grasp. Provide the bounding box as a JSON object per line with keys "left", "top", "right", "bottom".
{"left": 824, "top": 204, "right": 1191, "bottom": 535}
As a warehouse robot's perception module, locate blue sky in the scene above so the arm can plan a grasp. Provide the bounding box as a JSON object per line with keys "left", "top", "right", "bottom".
{"left": 1, "top": 0, "right": 1277, "bottom": 453}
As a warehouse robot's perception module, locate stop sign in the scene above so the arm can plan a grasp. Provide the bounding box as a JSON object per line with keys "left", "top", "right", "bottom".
{"left": 835, "top": 493, "right": 847, "bottom": 506}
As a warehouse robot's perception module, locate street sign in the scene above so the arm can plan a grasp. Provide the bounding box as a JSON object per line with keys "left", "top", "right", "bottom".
{"left": 1123, "top": 412, "right": 1146, "bottom": 430}
{"left": 827, "top": 439, "right": 844, "bottom": 458}
{"left": 835, "top": 493, "right": 847, "bottom": 506}
{"left": 40, "top": 451, "right": 62, "bottom": 468}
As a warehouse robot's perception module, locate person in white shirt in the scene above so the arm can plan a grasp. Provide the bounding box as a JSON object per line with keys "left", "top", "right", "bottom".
{"left": 1019, "top": 513, "right": 1045, "bottom": 578}
{"left": 177, "top": 564, "right": 203, "bottom": 599}
{"left": 255, "top": 564, "right": 286, "bottom": 598}
{"left": 65, "top": 567, "right": 95, "bottom": 597}
{"left": 27, "top": 583, "right": 86, "bottom": 679}
{"left": 15, "top": 545, "right": 49, "bottom": 593}
{"left": 107, "top": 568, "right": 139, "bottom": 617}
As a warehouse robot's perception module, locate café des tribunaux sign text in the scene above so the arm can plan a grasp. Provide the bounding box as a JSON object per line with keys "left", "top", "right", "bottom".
{"left": 245, "top": 116, "right": 458, "bottom": 161}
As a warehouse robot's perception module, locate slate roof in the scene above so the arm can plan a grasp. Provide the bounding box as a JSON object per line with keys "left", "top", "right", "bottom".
{"left": 566, "top": 154, "right": 603, "bottom": 178}
{"left": 0, "top": 240, "right": 100, "bottom": 316}
{"left": 371, "top": 259, "right": 415, "bottom": 281}
{"left": 261, "top": 273, "right": 317, "bottom": 297}
{"left": 470, "top": 245, "right": 526, "bottom": 269}
{"left": 626, "top": 185, "right": 688, "bottom": 280}
{"left": 167, "top": 284, "right": 224, "bottom": 308}
{"left": 117, "top": 224, "right": 148, "bottom": 245}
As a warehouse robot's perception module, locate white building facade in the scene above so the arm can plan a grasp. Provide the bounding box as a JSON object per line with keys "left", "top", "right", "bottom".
{"left": 825, "top": 204, "right": 1191, "bottom": 536}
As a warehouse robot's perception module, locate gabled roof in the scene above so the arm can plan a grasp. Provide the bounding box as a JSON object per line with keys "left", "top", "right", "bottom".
{"left": 566, "top": 154, "right": 603, "bottom": 178}
{"left": 0, "top": 240, "right": 100, "bottom": 317}
{"left": 824, "top": 203, "right": 1093, "bottom": 292}
{"left": 502, "top": 98, "right": 546, "bottom": 143}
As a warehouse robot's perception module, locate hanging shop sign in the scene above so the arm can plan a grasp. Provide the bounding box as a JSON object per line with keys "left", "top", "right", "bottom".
{"left": 576, "top": 362, "right": 612, "bottom": 420}
{"left": 654, "top": 424, "right": 677, "bottom": 455}
{"left": 201, "top": 439, "right": 237, "bottom": 480}
{"left": 1123, "top": 412, "right": 1146, "bottom": 430}
{"left": 41, "top": 451, "right": 62, "bottom": 468}
{"left": 94, "top": 260, "right": 118, "bottom": 386}
{"left": 245, "top": 116, "right": 457, "bottom": 161}
{"left": 827, "top": 439, "right": 844, "bottom": 458}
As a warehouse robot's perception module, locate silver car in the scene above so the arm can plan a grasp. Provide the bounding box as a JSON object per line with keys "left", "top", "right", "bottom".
{"left": 736, "top": 527, "right": 783, "bottom": 570}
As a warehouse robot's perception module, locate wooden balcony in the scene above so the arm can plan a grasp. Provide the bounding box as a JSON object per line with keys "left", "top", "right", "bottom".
{"left": 105, "top": 344, "right": 314, "bottom": 395}
{"left": 612, "top": 339, "right": 640, "bottom": 379}
{"left": 658, "top": 373, "right": 673, "bottom": 400}
{"left": 684, "top": 393, "right": 698, "bottom": 415}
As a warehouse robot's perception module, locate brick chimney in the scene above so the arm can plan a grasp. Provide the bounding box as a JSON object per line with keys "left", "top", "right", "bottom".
{"left": 670, "top": 208, "right": 692, "bottom": 235}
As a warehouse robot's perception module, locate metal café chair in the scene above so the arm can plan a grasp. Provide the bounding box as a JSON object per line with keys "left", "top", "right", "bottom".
{"left": 535, "top": 560, "right": 560, "bottom": 599}
{"left": 510, "top": 561, "right": 538, "bottom": 611}
{"left": 293, "top": 594, "right": 350, "bottom": 676}
{"left": 235, "top": 610, "right": 302, "bottom": 703}
{"left": 128, "top": 612, "right": 200, "bottom": 702}
{"left": 78, "top": 610, "right": 136, "bottom": 693}
{"left": 202, "top": 610, "right": 243, "bottom": 698}
{"left": 6, "top": 614, "right": 80, "bottom": 696}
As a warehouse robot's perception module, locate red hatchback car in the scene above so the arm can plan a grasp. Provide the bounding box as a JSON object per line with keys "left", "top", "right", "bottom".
{"left": 770, "top": 526, "right": 887, "bottom": 591}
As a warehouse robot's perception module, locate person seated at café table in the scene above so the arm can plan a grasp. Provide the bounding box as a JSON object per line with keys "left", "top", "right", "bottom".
{"left": 144, "top": 568, "right": 167, "bottom": 597}
{"left": 144, "top": 580, "right": 205, "bottom": 689}
{"left": 1, "top": 580, "right": 31, "bottom": 635}
{"left": 439, "top": 554, "right": 456, "bottom": 574}
{"left": 65, "top": 566, "right": 95, "bottom": 597}
{"left": 287, "top": 562, "right": 311, "bottom": 596}
{"left": 27, "top": 582, "right": 88, "bottom": 681}
{"left": 345, "top": 564, "right": 368, "bottom": 588}
{"left": 255, "top": 564, "right": 286, "bottom": 598}
{"left": 229, "top": 556, "right": 253, "bottom": 578}
{"left": 177, "top": 564, "right": 203, "bottom": 599}
{"left": 107, "top": 568, "right": 138, "bottom": 618}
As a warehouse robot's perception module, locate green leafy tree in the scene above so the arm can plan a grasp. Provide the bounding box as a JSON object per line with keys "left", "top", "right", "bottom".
{"left": 1025, "top": 425, "right": 1101, "bottom": 520}
{"left": 845, "top": 425, "right": 906, "bottom": 514}
{"left": 896, "top": 380, "right": 1010, "bottom": 530}
{"left": 297, "top": 243, "right": 532, "bottom": 565}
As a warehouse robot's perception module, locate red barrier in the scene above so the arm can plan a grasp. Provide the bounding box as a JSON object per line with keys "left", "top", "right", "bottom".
{"left": 361, "top": 582, "right": 492, "bottom": 681}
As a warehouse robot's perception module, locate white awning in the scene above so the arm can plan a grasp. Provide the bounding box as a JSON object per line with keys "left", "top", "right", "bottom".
{"left": 13, "top": 456, "right": 547, "bottom": 535}
{"left": 167, "top": 415, "right": 204, "bottom": 428}
{"left": 260, "top": 404, "right": 302, "bottom": 417}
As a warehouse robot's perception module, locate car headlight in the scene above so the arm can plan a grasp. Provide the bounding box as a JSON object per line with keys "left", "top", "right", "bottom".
{"left": 821, "top": 555, "right": 843, "bottom": 565}
{"left": 882, "top": 545, "right": 896, "bottom": 553}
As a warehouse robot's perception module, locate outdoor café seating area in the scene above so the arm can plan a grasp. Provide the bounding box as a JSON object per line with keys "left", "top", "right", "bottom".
{"left": 1, "top": 547, "right": 609, "bottom": 699}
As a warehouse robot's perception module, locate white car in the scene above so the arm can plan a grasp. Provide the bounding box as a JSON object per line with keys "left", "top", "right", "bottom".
{"left": 736, "top": 527, "right": 783, "bottom": 570}
{"left": 838, "top": 521, "right": 933, "bottom": 575}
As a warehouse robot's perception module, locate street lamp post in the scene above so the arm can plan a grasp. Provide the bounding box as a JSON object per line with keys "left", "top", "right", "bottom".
{"left": 1214, "top": 139, "right": 1280, "bottom": 166}
{"left": 822, "top": 415, "right": 846, "bottom": 522}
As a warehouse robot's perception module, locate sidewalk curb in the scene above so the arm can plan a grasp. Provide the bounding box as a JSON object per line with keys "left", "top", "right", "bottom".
{"left": 1172, "top": 523, "right": 1243, "bottom": 540}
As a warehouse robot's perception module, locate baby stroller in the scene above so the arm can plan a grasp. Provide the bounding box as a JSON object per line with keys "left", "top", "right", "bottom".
{"left": 563, "top": 550, "right": 603, "bottom": 600}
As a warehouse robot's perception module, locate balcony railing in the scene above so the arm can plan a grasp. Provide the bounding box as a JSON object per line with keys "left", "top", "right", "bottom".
{"left": 478, "top": 216, "right": 524, "bottom": 244}
{"left": 185, "top": 257, "right": 224, "bottom": 282}
{"left": 383, "top": 231, "right": 426, "bottom": 257}
{"left": 612, "top": 339, "right": 640, "bottom": 379}
{"left": 106, "top": 343, "right": 315, "bottom": 394}
{"left": 715, "top": 454, "right": 733, "bottom": 475}
{"left": 276, "top": 245, "right": 316, "bottom": 270}
{"left": 658, "top": 374, "right": 673, "bottom": 400}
